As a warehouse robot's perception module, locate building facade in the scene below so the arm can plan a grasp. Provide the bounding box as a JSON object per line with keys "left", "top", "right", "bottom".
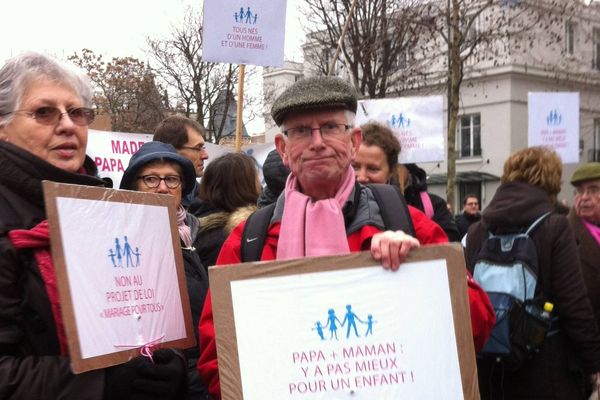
{"left": 263, "top": 0, "right": 600, "bottom": 210}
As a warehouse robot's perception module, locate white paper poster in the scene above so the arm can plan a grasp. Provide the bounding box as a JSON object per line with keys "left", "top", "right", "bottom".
{"left": 528, "top": 92, "right": 579, "bottom": 164}
{"left": 202, "top": 0, "right": 287, "bottom": 66}
{"left": 86, "top": 129, "right": 232, "bottom": 188}
{"left": 230, "top": 260, "right": 463, "bottom": 399}
{"left": 356, "top": 96, "right": 445, "bottom": 163}
{"left": 55, "top": 197, "right": 187, "bottom": 359}
{"left": 87, "top": 129, "right": 152, "bottom": 188}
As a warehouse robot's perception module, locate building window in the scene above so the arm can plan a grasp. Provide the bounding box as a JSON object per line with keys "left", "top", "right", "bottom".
{"left": 594, "top": 28, "right": 600, "bottom": 71}
{"left": 458, "top": 114, "right": 481, "bottom": 158}
{"left": 393, "top": 49, "right": 408, "bottom": 70}
{"left": 565, "top": 21, "right": 576, "bottom": 55}
{"left": 592, "top": 118, "right": 600, "bottom": 162}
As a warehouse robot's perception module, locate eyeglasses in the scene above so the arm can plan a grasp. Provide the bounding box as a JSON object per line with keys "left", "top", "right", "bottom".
{"left": 283, "top": 123, "right": 351, "bottom": 141}
{"left": 575, "top": 185, "right": 600, "bottom": 196}
{"left": 5, "top": 106, "right": 95, "bottom": 126}
{"left": 181, "top": 145, "right": 207, "bottom": 153}
{"left": 137, "top": 175, "right": 182, "bottom": 189}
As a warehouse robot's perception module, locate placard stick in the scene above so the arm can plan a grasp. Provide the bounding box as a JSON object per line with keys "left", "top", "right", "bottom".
{"left": 327, "top": 0, "right": 358, "bottom": 77}
{"left": 235, "top": 64, "right": 246, "bottom": 152}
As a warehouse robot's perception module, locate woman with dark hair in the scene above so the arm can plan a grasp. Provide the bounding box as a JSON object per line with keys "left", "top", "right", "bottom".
{"left": 0, "top": 53, "right": 186, "bottom": 400}
{"left": 353, "top": 122, "right": 460, "bottom": 241}
{"left": 193, "top": 152, "right": 260, "bottom": 269}
{"left": 120, "top": 141, "right": 210, "bottom": 400}
{"left": 465, "top": 146, "right": 600, "bottom": 399}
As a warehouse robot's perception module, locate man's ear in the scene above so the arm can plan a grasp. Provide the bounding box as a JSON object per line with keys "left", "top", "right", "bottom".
{"left": 274, "top": 133, "right": 289, "bottom": 167}
{"left": 349, "top": 127, "right": 362, "bottom": 160}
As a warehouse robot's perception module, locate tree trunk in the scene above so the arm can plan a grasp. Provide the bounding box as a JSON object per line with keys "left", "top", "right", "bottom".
{"left": 446, "top": 0, "right": 462, "bottom": 206}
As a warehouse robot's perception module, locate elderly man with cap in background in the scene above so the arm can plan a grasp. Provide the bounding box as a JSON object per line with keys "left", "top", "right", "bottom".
{"left": 568, "top": 163, "right": 600, "bottom": 331}
{"left": 196, "top": 76, "right": 494, "bottom": 400}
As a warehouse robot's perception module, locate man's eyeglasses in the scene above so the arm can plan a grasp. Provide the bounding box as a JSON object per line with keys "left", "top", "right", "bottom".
{"left": 137, "top": 175, "right": 182, "bottom": 189}
{"left": 575, "top": 185, "right": 600, "bottom": 196}
{"left": 283, "top": 123, "right": 351, "bottom": 140}
{"left": 181, "top": 145, "right": 207, "bottom": 153}
{"left": 3, "top": 107, "right": 95, "bottom": 126}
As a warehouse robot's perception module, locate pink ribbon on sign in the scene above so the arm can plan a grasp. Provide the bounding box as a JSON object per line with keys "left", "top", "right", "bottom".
{"left": 115, "top": 334, "right": 165, "bottom": 363}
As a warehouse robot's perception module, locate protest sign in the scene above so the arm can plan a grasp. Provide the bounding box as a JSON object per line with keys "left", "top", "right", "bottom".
{"left": 210, "top": 244, "right": 478, "bottom": 399}
{"left": 356, "top": 96, "right": 445, "bottom": 163}
{"left": 202, "top": 0, "right": 287, "bottom": 66}
{"left": 87, "top": 129, "right": 152, "bottom": 188}
{"left": 43, "top": 182, "right": 195, "bottom": 373}
{"left": 528, "top": 92, "right": 579, "bottom": 164}
{"left": 86, "top": 129, "right": 232, "bottom": 188}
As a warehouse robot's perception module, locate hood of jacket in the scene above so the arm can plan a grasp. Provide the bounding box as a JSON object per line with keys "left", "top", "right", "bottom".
{"left": 481, "top": 181, "right": 554, "bottom": 232}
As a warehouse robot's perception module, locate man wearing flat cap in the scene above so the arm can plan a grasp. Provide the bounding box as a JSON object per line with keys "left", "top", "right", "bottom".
{"left": 568, "top": 162, "right": 600, "bottom": 331}
{"left": 196, "top": 77, "right": 494, "bottom": 400}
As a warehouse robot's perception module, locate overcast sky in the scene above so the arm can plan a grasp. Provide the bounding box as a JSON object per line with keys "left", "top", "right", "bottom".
{"left": 0, "top": 0, "right": 306, "bottom": 133}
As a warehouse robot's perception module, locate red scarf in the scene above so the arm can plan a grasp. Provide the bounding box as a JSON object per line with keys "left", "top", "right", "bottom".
{"left": 8, "top": 220, "right": 69, "bottom": 356}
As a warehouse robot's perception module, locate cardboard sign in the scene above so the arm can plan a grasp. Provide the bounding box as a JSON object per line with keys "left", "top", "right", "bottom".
{"left": 202, "top": 0, "right": 287, "bottom": 66}
{"left": 356, "top": 96, "right": 445, "bottom": 163}
{"left": 43, "top": 182, "right": 195, "bottom": 373}
{"left": 210, "top": 244, "right": 479, "bottom": 399}
{"left": 528, "top": 92, "right": 580, "bottom": 164}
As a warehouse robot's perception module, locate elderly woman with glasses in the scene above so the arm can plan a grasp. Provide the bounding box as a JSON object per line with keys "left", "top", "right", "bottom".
{"left": 120, "top": 141, "right": 210, "bottom": 400}
{"left": 0, "top": 53, "right": 187, "bottom": 400}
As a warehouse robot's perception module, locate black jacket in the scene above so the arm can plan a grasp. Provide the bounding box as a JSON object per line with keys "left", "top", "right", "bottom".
{"left": 465, "top": 181, "right": 600, "bottom": 399}
{"left": 0, "top": 141, "right": 108, "bottom": 399}
{"left": 402, "top": 164, "right": 461, "bottom": 242}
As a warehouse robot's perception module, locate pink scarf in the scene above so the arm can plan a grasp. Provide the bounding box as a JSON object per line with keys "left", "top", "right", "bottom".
{"left": 177, "top": 206, "right": 192, "bottom": 248}
{"left": 277, "top": 166, "right": 355, "bottom": 260}
{"left": 583, "top": 219, "right": 600, "bottom": 246}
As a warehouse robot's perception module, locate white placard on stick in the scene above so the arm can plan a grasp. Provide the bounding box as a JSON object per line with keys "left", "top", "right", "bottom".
{"left": 210, "top": 245, "right": 479, "bottom": 399}
{"left": 528, "top": 92, "right": 580, "bottom": 164}
{"left": 43, "top": 182, "right": 195, "bottom": 373}
{"left": 202, "top": 0, "right": 287, "bottom": 67}
{"left": 356, "top": 96, "right": 445, "bottom": 164}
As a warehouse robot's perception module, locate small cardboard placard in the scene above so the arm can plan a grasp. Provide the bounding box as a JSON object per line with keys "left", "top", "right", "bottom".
{"left": 210, "top": 244, "right": 479, "bottom": 399}
{"left": 43, "top": 181, "right": 195, "bottom": 373}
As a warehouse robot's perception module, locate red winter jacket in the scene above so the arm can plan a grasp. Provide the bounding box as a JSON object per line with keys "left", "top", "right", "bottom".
{"left": 197, "top": 206, "right": 494, "bottom": 399}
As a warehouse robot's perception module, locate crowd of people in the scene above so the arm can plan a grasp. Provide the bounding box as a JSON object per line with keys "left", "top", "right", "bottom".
{"left": 0, "top": 51, "right": 599, "bottom": 400}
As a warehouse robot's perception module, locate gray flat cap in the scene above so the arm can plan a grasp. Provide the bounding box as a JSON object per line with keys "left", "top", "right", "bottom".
{"left": 271, "top": 76, "right": 358, "bottom": 126}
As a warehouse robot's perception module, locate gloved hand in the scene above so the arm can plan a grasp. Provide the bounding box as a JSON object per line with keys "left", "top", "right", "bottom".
{"left": 104, "top": 349, "right": 187, "bottom": 400}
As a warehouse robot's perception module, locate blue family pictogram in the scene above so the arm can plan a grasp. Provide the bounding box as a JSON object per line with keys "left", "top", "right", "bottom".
{"left": 312, "top": 304, "right": 377, "bottom": 341}
{"left": 108, "top": 236, "right": 141, "bottom": 268}
{"left": 387, "top": 112, "right": 411, "bottom": 128}
{"left": 546, "top": 109, "right": 562, "bottom": 126}
{"left": 234, "top": 6, "right": 258, "bottom": 24}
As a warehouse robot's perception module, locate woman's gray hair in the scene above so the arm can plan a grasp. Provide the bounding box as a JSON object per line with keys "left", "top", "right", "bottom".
{"left": 0, "top": 52, "right": 92, "bottom": 128}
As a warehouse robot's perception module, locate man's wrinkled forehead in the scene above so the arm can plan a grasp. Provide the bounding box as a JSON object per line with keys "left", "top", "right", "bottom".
{"left": 281, "top": 107, "right": 349, "bottom": 127}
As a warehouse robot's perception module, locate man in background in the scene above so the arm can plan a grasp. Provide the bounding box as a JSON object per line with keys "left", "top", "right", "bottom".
{"left": 568, "top": 163, "right": 600, "bottom": 331}
{"left": 455, "top": 193, "right": 481, "bottom": 238}
{"left": 154, "top": 115, "right": 209, "bottom": 206}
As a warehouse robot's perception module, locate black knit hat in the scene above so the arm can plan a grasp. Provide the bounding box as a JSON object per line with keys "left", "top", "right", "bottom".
{"left": 271, "top": 76, "right": 358, "bottom": 126}
{"left": 120, "top": 141, "right": 197, "bottom": 197}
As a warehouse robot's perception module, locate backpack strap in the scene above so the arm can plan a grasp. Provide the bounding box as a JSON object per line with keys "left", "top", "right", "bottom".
{"left": 525, "top": 211, "right": 552, "bottom": 235}
{"left": 419, "top": 191, "right": 434, "bottom": 219}
{"left": 240, "top": 203, "right": 276, "bottom": 262}
{"left": 366, "top": 184, "right": 416, "bottom": 237}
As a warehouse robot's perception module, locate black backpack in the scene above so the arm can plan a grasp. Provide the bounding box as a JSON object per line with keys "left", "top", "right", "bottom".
{"left": 241, "top": 184, "right": 415, "bottom": 262}
{"left": 472, "top": 212, "right": 553, "bottom": 369}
